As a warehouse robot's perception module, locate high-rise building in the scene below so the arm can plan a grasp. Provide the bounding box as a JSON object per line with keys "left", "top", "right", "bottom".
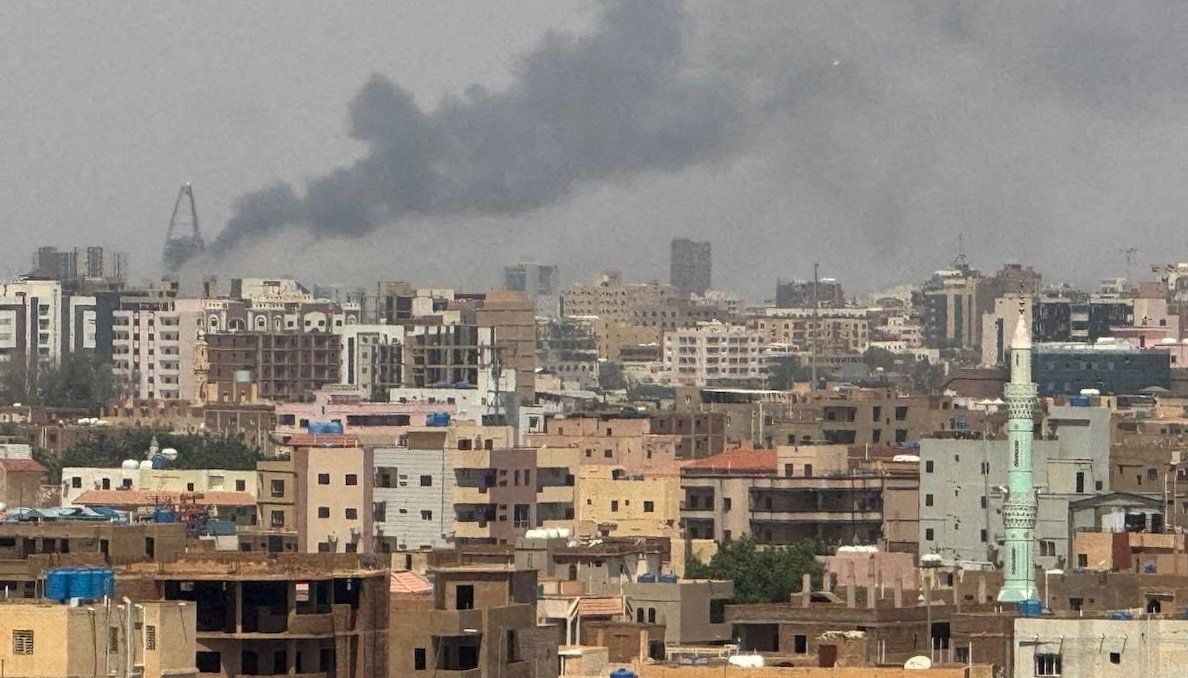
{"left": 504, "top": 262, "right": 559, "bottom": 317}
{"left": 775, "top": 278, "right": 845, "bottom": 308}
{"left": 670, "top": 238, "right": 711, "bottom": 296}
{"left": 32, "top": 246, "right": 127, "bottom": 287}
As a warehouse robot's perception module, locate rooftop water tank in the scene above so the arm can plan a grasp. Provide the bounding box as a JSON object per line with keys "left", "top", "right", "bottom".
{"left": 45, "top": 568, "right": 69, "bottom": 602}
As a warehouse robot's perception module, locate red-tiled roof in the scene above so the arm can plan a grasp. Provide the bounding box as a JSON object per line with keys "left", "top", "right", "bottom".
{"left": 682, "top": 447, "right": 777, "bottom": 474}
{"left": 0, "top": 458, "right": 46, "bottom": 473}
{"left": 389, "top": 571, "right": 433, "bottom": 595}
{"left": 73, "top": 489, "right": 256, "bottom": 507}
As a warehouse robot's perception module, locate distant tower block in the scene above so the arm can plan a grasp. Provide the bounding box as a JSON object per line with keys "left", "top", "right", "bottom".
{"left": 162, "top": 183, "right": 205, "bottom": 269}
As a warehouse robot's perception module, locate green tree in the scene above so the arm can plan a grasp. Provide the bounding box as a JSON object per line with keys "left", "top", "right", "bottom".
{"left": 686, "top": 537, "right": 822, "bottom": 604}
{"left": 39, "top": 353, "right": 115, "bottom": 413}
{"left": 61, "top": 429, "right": 260, "bottom": 471}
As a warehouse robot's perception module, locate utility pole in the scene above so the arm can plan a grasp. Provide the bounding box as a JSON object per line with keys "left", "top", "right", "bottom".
{"left": 810, "top": 262, "right": 819, "bottom": 393}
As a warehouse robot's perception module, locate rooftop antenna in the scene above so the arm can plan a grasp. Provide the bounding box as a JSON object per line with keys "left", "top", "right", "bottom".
{"left": 163, "top": 183, "right": 205, "bottom": 269}
{"left": 954, "top": 233, "right": 968, "bottom": 270}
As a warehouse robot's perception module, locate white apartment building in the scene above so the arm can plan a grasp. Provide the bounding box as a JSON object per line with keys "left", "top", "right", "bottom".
{"left": 662, "top": 321, "right": 765, "bottom": 386}
{"left": 0, "top": 280, "right": 64, "bottom": 367}
{"left": 335, "top": 323, "right": 404, "bottom": 391}
{"left": 111, "top": 297, "right": 205, "bottom": 401}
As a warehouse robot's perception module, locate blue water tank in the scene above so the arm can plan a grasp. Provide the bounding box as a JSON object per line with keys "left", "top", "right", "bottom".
{"left": 87, "top": 569, "right": 107, "bottom": 599}
{"left": 610, "top": 669, "right": 638, "bottom": 678}
{"left": 99, "top": 568, "right": 114, "bottom": 598}
{"left": 45, "top": 568, "right": 69, "bottom": 602}
{"left": 1017, "top": 600, "right": 1043, "bottom": 617}
{"left": 325, "top": 421, "right": 343, "bottom": 434}
{"left": 66, "top": 568, "right": 93, "bottom": 600}
{"left": 1070, "top": 396, "right": 1091, "bottom": 407}
{"left": 658, "top": 574, "right": 679, "bottom": 583}
{"left": 637, "top": 573, "right": 657, "bottom": 583}
{"left": 307, "top": 422, "right": 325, "bottom": 434}
{"left": 152, "top": 507, "right": 176, "bottom": 523}
{"left": 426, "top": 411, "right": 451, "bottom": 427}
{"left": 150, "top": 454, "right": 167, "bottom": 469}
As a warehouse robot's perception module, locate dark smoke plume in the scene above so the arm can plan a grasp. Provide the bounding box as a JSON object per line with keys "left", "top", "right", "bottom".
{"left": 209, "top": 1, "right": 736, "bottom": 255}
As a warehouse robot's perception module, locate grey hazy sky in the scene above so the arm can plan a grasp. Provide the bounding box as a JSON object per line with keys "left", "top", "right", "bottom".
{"left": 6, "top": 1, "right": 1188, "bottom": 301}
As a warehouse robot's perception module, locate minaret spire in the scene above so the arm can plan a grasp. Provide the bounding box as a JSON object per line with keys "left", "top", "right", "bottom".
{"left": 998, "top": 298, "right": 1039, "bottom": 603}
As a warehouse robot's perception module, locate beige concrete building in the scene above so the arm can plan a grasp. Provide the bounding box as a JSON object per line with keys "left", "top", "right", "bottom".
{"left": 595, "top": 320, "right": 662, "bottom": 361}
{"left": 389, "top": 564, "right": 547, "bottom": 677}
{"left": 748, "top": 307, "right": 870, "bottom": 354}
{"left": 243, "top": 457, "right": 298, "bottom": 553}
{"left": 524, "top": 415, "right": 679, "bottom": 471}
{"left": 562, "top": 273, "right": 681, "bottom": 322}
{"left": 473, "top": 289, "right": 538, "bottom": 405}
{"left": 0, "top": 599, "right": 196, "bottom": 677}
{"left": 662, "top": 322, "right": 765, "bottom": 387}
{"left": 0, "top": 457, "right": 44, "bottom": 508}
{"left": 287, "top": 437, "right": 374, "bottom": 554}
{"left": 61, "top": 467, "right": 257, "bottom": 506}
{"left": 576, "top": 466, "right": 681, "bottom": 539}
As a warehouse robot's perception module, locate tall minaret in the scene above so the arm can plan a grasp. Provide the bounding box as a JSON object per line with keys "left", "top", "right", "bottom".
{"left": 998, "top": 300, "right": 1039, "bottom": 603}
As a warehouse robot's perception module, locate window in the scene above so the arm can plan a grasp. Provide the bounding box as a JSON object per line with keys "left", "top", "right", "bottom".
{"left": 794, "top": 634, "right": 807, "bottom": 654}
{"left": 1077, "top": 554, "right": 1088, "bottom": 568}
{"left": 925, "top": 460, "right": 934, "bottom": 473}
{"left": 186, "top": 483, "right": 194, "bottom": 492}
{"left": 145, "top": 537, "right": 155, "bottom": 558}
{"left": 723, "top": 497, "right": 732, "bottom": 511}
{"left": 345, "top": 474, "right": 358, "bottom": 486}
{"left": 414, "top": 648, "right": 427, "bottom": 670}
{"left": 1109, "top": 652, "right": 1121, "bottom": 664}
{"left": 318, "top": 473, "right": 330, "bottom": 485}
{"left": 234, "top": 479, "right": 246, "bottom": 492}
{"left": 1035, "top": 653, "right": 1061, "bottom": 676}
{"left": 710, "top": 599, "right": 726, "bottom": 624}
{"left": 421, "top": 510, "right": 433, "bottom": 520}
{"left": 981, "top": 496, "right": 987, "bottom": 509}
{"left": 1040, "top": 540, "right": 1056, "bottom": 557}
{"left": 145, "top": 625, "right": 156, "bottom": 650}
{"left": 925, "top": 494, "right": 934, "bottom": 507}
{"left": 647, "top": 608, "right": 656, "bottom": 623}
{"left": 643, "top": 501, "right": 655, "bottom": 513}
{"left": 420, "top": 475, "right": 432, "bottom": 487}
{"left": 981, "top": 529, "right": 987, "bottom": 543}
{"left": 12, "top": 630, "right": 32, "bottom": 655}
{"left": 71, "top": 476, "right": 81, "bottom": 488}
{"left": 345, "top": 508, "right": 358, "bottom": 520}
{"left": 611, "top": 500, "right": 619, "bottom": 512}
{"left": 925, "top": 529, "right": 934, "bottom": 541}
{"left": 270, "top": 479, "right": 285, "bottom": 497}
{"left": 196, "top": 652, "right": 221, "bottom": 673}
{"left": 109, "top": 627, "right": 119, "bottom": 652}
{"left": 270, "top": 510, "right": 285, "bottom": 528}
{"left": 317, "top": 507, "right": 330, "bottom": 519}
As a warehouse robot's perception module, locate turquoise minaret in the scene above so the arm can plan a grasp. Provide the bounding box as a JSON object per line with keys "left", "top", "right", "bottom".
{"left": 998, "top": 305, "right": 1039, "bottom": 603}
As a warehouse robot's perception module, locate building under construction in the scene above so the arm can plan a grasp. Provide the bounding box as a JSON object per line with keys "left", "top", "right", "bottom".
{"left": 162, "top": 183, "right": 205, "bottom": 269}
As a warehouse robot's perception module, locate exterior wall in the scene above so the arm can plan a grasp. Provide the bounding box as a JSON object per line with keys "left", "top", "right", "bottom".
{"left": 61, "top": 467, "right": 257, "bottom": 506}
{"left": 649, "top": 412, "right": 726, "bottom": 460}
{"left": 334, "top": 323, "right": 403, "bottom": 392}
{"left": 274, "top": 389, "right": 449, "bottom": 443}
{"left": 748, "top": 308, "right": 870, "bottom": 354}
{"left": 251, "top": 459, "right": 297, "bottom": 551}
{"left": 662, "top": 322, "right": 765, "bottom": 387}
{"left": 561, "top": 274, "right": 680, "bottom": 322}
{"left": 205, "top": 332, "right": 341, "bottom": 403}
{"left": 1, "top": 467, "right": 43, "bottom": 508}
{"left": 576, "top": 466, "right": 681, "bottom": 539}
{"left": 621, "top": 580, "right": 734, "bottom": 645}
{"left": 110, "top": 296, "right": 204, "bottom": 401}
{"left": 296, "top": 446, "right": 373, "bottom": 553}
{"left": 0, "top": 522, "right": 187, "bottom": 566}
{"left": 0, "top": 601, "right": 196, "bottom": 678}
{"left": 919, "top": 405, "right": 1111, "bottom": 567}
{"left": 524, "top": 416, "right": 679, "bottom": 471}
{"left": 1015, "top": 617, "right": 1188, "bottom": 678}
{"left": 373, "top": 447, "right": 454, "bottom": 551}
{"left": 474, "top": 290, "right": 537, "bottom": 405}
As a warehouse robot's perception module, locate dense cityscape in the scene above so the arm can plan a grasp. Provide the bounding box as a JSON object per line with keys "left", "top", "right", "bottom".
{"left": 0, "top": 225, "right": 1185, "bottom": 677}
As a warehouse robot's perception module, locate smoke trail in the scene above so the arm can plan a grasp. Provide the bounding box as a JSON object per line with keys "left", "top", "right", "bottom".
{"left": 209, "top": 0, "right": 736, "bottom": 255}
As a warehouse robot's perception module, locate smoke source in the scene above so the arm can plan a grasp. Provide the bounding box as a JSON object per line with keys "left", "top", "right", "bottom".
{"left": 209, "top": 0, "right": 736, "bottom": 256}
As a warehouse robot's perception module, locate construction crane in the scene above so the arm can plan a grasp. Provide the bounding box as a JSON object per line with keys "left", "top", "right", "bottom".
{"left": 162, "top": 183, "right": 205, "bottom": 269}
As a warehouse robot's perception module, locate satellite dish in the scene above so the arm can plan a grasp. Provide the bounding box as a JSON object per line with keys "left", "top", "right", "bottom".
{"left": 904, "top": 656, "right": 933, "bottom": 670}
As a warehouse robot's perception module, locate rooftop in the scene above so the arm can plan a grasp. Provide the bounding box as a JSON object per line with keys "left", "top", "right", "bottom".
{"left": 682, "top": 446, "right": 777, "bottom": 474}
{"left": 73, "top": 489, "right": 255, "bottom": 507}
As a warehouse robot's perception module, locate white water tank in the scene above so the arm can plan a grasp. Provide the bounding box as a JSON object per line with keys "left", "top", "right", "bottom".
{"left": 120, "top": 459, "right": 139, "bottom": 470}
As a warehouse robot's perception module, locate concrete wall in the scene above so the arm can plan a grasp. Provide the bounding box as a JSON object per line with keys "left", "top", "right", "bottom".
{"left": 297, "top": 446, "right": 373, "bottom": 553}
{"left": 1015, "top": 617, "right": 1188, "bottom": 678}
{"left": 373, "top": 447, "right": 454, "bottom": 550}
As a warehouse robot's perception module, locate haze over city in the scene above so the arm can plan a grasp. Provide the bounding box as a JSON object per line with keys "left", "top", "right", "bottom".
{"left": 7, "top": 2, "right": 1188, "bottom": 297}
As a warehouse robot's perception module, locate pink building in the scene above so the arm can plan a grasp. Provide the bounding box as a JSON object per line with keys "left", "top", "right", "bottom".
{"left": 275, "top": 389, "right": 457, "bottom": 445}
